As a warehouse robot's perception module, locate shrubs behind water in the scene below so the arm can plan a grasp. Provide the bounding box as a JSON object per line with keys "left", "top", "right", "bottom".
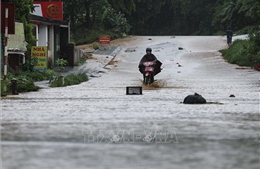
{"left": 50, "top": 73, "right": 88, "bottom": 87}
{"left": 1, "top": 70, "right": 53, "bottom": 96}
{"left": 220, "top": 39, "right": 260, "bottom": 67}
{"left": 15, "top": 79, "right": 40, "bottom": 92}
{"left": 1, "top": 71, "right": 89, "bottom": 96}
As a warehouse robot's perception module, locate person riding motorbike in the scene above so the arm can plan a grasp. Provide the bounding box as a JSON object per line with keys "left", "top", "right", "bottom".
{"left": 138, "top": 47, "right": 162, "bottom": 78}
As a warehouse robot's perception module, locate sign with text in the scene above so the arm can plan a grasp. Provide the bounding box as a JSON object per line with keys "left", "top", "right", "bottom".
{"left": 99, "top": 36, "right": 110, "bottom": 44}
{"left": 32, "top": 2, "right": 63, "bottom": 21}
{"left": 31, "top": 46, "right": 48, "bottom": 70}
{"left": 1, "top": 3, "right": 15, "bottom": 34}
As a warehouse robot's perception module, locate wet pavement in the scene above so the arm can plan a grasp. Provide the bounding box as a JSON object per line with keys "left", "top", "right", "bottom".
{"left": 1, "top": 36, "right": 259, "bottom": 169}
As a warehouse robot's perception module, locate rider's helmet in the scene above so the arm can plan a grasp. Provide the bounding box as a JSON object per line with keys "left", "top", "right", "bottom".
{"left": 146, "top": 47, "right": 152, "bottom": 52}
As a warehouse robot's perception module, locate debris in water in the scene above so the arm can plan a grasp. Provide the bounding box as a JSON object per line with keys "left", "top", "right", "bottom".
{"left": 183, "top": 93, "right": 207, "bottom": 104}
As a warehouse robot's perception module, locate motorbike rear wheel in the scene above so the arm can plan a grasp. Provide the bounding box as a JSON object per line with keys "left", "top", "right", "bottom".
{"left": 144, "top": 75, "right": 153, "bottom": 86}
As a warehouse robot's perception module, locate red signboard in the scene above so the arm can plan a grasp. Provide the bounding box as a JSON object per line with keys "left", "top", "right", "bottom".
{"left": 99, "top": 36, "right": 110, "bottom": 44}
{"left": 1, "top": 3, "right": 15, "bottom": 34}
{"left": 32, "top": 2, "right": 63, "bottom": 21}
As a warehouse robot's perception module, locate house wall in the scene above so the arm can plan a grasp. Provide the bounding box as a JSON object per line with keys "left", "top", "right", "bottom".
{"left": 36, "top": 24, "right": 55, "bottom": 68}
{"left": 48, "top": 25, "right": 54, "bottom": 67}
{"left": 38, "top": 25, "right": 48, "bottom": 46}
{"left": 33, "top": 22, "right": 81, "bottom": 68}
{"left": 29, "top": 1, "right": 77, "bottom": 68}
{"left": 32, "top": 21, "right": 78, "bottom": 68}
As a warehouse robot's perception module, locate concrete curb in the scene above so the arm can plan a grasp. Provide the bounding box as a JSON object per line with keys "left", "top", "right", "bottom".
{"left": 103, "top": 47, "right": 122, "bottom": 68}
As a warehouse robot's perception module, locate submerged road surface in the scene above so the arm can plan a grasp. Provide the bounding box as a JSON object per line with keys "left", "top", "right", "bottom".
{"left": 1, "top": 36, "right": 259, "bottom": 169}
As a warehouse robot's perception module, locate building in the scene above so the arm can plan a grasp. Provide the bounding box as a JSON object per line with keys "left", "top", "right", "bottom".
{"left": 30, "top": 0, "right": 71, "bottom": 68}
{"left": 1, "top": 1, "right": 81, "bottom": 72}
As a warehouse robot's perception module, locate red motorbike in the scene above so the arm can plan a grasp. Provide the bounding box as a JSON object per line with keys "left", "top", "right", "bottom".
{"left": 143, "top": 61, "right": 156, "bottom": 85}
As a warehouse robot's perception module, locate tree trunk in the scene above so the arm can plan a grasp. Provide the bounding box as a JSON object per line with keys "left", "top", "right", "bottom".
{"left": 85, "top": 0, "right": 91, "bottom": 29}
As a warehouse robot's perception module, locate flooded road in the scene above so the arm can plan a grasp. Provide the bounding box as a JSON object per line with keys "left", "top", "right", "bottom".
{"left": 1, "top": 36, "right": 259, "bottom": 169}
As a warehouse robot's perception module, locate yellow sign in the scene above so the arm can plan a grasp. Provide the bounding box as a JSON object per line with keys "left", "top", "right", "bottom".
{"left": 31, "top": 46, "right": 47, "bottom": 70}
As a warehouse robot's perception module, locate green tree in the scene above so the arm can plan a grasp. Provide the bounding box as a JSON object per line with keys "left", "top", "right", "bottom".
{"left": 128, "top": 0, "right": 217, "bottom": 35}
{"left": 214, "top": 0, "right": 260, "bottom": 31}
{"left": 126, "top": 0, "right": 167, "bottom": 35}
{"left": 107, "top": 0, "right": 136, "bottom": 15}
{"left": 63, "top": 0, "right": 132, "bottom": 43}
{"left": 215, "top": 0, "right": 260, "bottom": 67}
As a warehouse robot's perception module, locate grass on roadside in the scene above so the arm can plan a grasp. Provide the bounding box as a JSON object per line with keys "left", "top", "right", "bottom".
{"left": 50, "top": 73, "right": 88, "bottom": 87}
{"left": 220, "top": 39, "right": 260, "bottom": 67}
{"left": 220, "top": 40, "right": 251, "bottom": 66}
{"left": 1, "top": 69, "right": 57, "bottom": 96}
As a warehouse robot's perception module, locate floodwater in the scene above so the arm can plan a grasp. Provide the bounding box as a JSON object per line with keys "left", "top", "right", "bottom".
{"left": 1, "top": 36, "right": 259, "bottom": 169}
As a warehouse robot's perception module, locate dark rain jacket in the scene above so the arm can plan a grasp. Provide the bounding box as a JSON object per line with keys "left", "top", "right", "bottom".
{"left": 138, "top": 54, "right": 162, "bottom": 75}
{"left": 226, "top": 29, "right": 233, "bottom": 44}
{"left": 226, "top": 30, "right": 233, "bottom": 38}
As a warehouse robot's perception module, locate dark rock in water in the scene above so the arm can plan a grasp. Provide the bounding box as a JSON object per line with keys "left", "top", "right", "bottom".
{"left": 183, "top": 93, "right": 207, "bottom": 104}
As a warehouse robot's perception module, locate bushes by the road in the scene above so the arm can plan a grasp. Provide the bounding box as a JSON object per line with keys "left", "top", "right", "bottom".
{"left": 220, "top": 40, "right": 253, "bottom": 66}
{"left": 1, "top": 69, "right": 89, "bottom": 96}
{"left": 220, "top": 37, "right": 260, "bottom": 68}
{"left": 50, "top": 73, "right": 88, "bottom": 87}
{"left": 8, "top": 69, "right": 57, "bottom": 82}
{"left": 1, "top": 69, "right": 57, "bottom": 96}
{"left": 10, "top": 78, "right": 40, "bottom": 93}
{"left": 1, "top": 75, "right": 41, "bottom": 96}
{"left": 1, "top": 79, "right": 9, "bottom": 96}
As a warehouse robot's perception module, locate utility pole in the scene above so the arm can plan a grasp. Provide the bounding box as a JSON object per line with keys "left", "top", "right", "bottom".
{"left": 3, "top": 8, "right": 9, "bottom": 80}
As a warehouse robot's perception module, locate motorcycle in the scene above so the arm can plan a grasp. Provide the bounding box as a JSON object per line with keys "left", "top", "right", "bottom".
{"left": 142, "top": 61, "right": 156, "bottom": 85}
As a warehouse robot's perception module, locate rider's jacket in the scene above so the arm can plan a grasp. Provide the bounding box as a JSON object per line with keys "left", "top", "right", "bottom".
{"left": 138, "top": 54, "right": 162, "bottom": 75}
{"left": 139, "top": 54, "right": 157, "bottom": 67}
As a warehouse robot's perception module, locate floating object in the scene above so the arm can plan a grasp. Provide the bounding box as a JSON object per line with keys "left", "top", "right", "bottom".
{"left": 126, "top": 86, "right": 142, "bottom": 95}
{"left": 229, "top": 94, "right": 235, "bottom": 97}
{"left": 183, "top": 93, "right": 206, "bottom": 104}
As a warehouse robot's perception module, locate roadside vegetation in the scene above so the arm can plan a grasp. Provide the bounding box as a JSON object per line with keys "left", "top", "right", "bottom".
{"left": 1, "top": 69, "right": 89, "bottom": 96}
{"left": 1, "top": 70, "right": 55, "bottom": 96}
{"left": 221, "top": 40, "right": 252, "bottom": 66}
{"left": 220, "top": 30, "right": 260, "bottom": 68}
{"left": 50, "top": 73, "right": 88, "bottom": 87}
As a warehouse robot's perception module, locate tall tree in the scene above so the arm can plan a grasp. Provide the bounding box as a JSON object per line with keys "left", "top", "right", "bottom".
{"left": 214, "top": 0, "right": 260, "bottom": 31}
{"left": 126, "top": 0, "right": 167, "bottom": 35}
{"left": 107, "top": 0, "right": 136, "bottom": 15}
{"left": 63, "top": 0, "right": 132, "bottom": 31}
{"left": 132, "top": 0, "right": 217, "bottom": 35}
